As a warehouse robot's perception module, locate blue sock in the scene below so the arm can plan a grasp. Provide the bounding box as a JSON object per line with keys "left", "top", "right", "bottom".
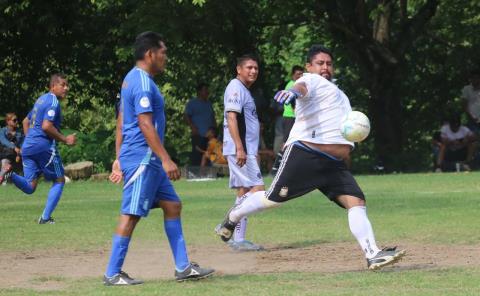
{"left": 11, "top": 173, "right": 35, "bottom": 194}
{"left": 106, "top": 235, "right": 131, "bottom": 277}
{"left": 41, "top": 182, "right": 64, "bottom": 220}
{"left": 164, "top": 218, "right": 190, "bottom": 271}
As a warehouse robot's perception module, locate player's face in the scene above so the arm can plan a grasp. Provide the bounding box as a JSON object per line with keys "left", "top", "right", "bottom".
{"left": 150, "top": 41, "right": 167, "bottom": 74}
{"left": 306, "top": 52, "right": 334, "bottom": 81}
{"left": 7, "top": 116, "right": 18, "bottom": 128}
{"left": 237, "top": 60, "right": 258, "bottom": 87}
{"left": 51, "top": 78, "right": 69, "bottom": 98}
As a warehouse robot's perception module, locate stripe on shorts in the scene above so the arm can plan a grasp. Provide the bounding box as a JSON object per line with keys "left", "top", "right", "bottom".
{"left": 266, "top": 143, "right": 294, "bottom": 198}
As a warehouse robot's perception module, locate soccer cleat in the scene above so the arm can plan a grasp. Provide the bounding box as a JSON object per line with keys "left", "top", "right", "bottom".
{"left": 38, "top": 217, "right": 56, "bottom": 224}
{"left": 367, "top": 246, "right": 406, "bottom": 270}
{"left": 175, "top": 262, "right": 215, "bottom": 282}
{"left": 0, "top": 162, "right": 13, "bottom": 184}
{"left": 215, "top": 208, "right": 237, "bottom": 242}
{"left": 229, "top": 240, "right": 264, "bottom": 252}
{"left": 103, "top": 271, "right": 143, "bottom": 286}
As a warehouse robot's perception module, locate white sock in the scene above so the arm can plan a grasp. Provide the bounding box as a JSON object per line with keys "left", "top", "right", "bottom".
{"left": 229, "top": 191, "right": 280, "bottom": 223}
{"left": 348, "top": 206, "right": 381, "bottom": 259}
{"left": 232, "top": 193, "right": 250, "bottom": 242}
{"left": 233, "top": 216, "right": 248, "bottom": 242}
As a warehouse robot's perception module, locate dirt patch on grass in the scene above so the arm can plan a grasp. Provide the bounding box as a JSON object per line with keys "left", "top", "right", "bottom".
{"left": 1, "top": 241, "right": 479, "bottom": 290}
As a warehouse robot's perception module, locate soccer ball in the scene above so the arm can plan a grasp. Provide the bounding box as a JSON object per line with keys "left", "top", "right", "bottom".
{"left": 340, "top": 111, "right": 371, "bottom": 142}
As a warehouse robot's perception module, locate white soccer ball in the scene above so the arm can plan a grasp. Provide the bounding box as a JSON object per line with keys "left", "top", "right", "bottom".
{"left": 340, "top": 111, "right": 371, "bottom": 142}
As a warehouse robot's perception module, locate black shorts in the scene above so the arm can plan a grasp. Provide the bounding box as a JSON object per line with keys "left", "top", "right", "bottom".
{"left": 266, "top": 142, "right": 365, "bottom": 207}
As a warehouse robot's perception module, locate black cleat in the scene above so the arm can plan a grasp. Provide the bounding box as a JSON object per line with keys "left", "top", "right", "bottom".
{"left": 103, "top": 271, "right": 143, "bottom": 286}
{"left": 38, "top": 217, "right": 55, "bottom": 224}
{"left": 175, "top": 262, "right": 215, "bottom": 282}
{"left": 214, "top": 208, "right": 237, "bottom": 242}
{"left": 367, "top": 246, "right": 406, "bottom": 270}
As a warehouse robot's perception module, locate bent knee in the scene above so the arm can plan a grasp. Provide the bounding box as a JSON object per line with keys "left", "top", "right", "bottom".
{"left": 55, "top": 176, "right": 65, "bottom": 183}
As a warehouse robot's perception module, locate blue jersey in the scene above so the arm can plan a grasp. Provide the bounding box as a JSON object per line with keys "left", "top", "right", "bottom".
{"left": 22, "top": 92, "right": 62, "bottom": 156}
{"left": 119, "top": 67, "right": 165, "bottom": 170}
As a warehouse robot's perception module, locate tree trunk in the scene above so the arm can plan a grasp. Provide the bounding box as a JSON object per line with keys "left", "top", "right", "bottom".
{"left": 368, "top": 69, "right": 404, "bottom": 169}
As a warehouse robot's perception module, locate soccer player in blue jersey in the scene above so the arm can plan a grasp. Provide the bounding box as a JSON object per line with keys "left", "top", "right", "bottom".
{"left": 1, "top": 73, "right": 76, "bottom": 224}
{"left": 103, "top": 31, "right": 214, "bottom": 286}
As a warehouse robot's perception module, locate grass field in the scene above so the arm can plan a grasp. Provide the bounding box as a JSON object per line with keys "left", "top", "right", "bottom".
{"left": 1, "top": 172, "right": 480, "bottom": 295}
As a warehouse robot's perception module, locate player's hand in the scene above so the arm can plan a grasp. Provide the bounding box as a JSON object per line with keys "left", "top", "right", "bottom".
{"left": 274, "top": 89, "right": 301, "bottom": 105}
{"left": 109, "top": 159, "right": 123, "bottom": 184}
{"left": 65, "top": 133, "right": 77, "bottom": 146}
{"left": 236, "top": 149, "right": 247, "bottom": 167}
{"left": 163, "top": 158, "right": 180, "bottom": 181}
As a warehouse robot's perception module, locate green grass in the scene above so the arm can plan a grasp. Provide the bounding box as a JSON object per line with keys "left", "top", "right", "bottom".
{"left": 1, "top": 172, "right": 480, "bottom": 295}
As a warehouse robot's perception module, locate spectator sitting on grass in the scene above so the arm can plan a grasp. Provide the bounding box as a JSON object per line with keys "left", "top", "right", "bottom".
{"left": 0, "top": 113, "right": 24, "bottom": 181}
{"left": 198, "top": 127, "right": 227, "bottom": 167}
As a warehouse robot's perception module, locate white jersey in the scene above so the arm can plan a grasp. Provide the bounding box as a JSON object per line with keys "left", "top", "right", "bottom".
{"left": 461, "top": 84, "right": 480, "bottom": 120}
{"left": 223, "top": 78, "right": 260, "bottom": 155}
{"left": 285, "top": 73, "right": 354, "bottom": 147}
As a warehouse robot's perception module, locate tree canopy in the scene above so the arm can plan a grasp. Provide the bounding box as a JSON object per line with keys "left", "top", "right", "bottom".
{"left": 1, "top": 0, "right": 479, "bottom": 172}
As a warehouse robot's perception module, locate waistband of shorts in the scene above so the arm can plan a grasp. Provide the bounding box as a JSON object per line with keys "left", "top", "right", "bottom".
{"left": 292, "top": 141, "right": 342, "bottom": 162}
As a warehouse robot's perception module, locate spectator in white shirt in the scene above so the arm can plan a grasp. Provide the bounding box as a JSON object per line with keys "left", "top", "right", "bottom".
{"left": 436, "top": 115, "right": 477, "bottom": 172}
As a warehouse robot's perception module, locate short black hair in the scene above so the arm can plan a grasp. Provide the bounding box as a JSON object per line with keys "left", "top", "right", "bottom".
{"left": 291, "top": 65, "right": 304, "bottom": 74}
{"left": 196, "top": 82, "right": 208, "bottom": 92}
{"left": 49, "top": 73, "right": 67, "bottom": 88}
{"left": 236, "top": 54, "right": 259, "bottom": 67}
{"left": 134, "top": 31, "right": 164, "bottom": 61}
{"left": 306, "top": 44, "right": 333, "bottom": 63}
{"left": 448, "top": 115, "right": 461, "bottom": 127}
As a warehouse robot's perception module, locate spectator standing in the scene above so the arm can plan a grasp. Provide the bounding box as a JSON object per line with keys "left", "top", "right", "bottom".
{"left": 184, "top": 83, "right": 216, "bottom": 166}
{"left": 271, "top": 66, "right": 304, "bottom": 176}
{"left": 282, "top": 65, "right": 304, "bottom": 142}
{"left": 462, "top": 69, "right": 480, "bottom": 135}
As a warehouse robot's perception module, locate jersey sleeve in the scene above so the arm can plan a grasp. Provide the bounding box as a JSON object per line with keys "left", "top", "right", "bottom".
{"left": 224, "top": 82, "right": 244, "bottom": 113}
{"left": 295, "top": 74, "right": 320, "bottom": 99}
{"left": 44, "top": 98, "right": 60, "bottom": 122}
{"left": 440, "top": 125, "right": 448, "bottom": 139}
{"left": 132, "top": 88, "right": 154, "bottom": 115}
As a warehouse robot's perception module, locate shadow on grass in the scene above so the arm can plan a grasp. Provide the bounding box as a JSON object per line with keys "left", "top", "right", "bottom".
{"left": 266, "top": 239, "right": 332, "bottom": 250}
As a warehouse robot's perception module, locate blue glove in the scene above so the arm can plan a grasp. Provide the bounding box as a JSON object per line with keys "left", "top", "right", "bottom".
{"left": 274, "top": 89, "right": 302, "bottom": 105}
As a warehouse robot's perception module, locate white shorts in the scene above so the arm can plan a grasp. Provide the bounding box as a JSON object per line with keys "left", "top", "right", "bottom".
{"left": 227, "top": 155, "right": 264, "bottom": 189}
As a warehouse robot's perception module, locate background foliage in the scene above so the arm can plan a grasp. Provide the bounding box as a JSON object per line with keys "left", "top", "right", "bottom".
{"left": 1, "top": 0, "right": 479, "bottom": 172}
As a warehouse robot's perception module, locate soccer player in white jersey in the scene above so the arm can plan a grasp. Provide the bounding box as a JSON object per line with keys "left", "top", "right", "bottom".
{"left": 220, "top": 54, "right": 264, "bottom": 251}
{"left": 216, "top": 45, "right": 406, "bottom": 270}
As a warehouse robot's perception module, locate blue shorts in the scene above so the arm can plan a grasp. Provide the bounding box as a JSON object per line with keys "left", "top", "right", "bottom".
{"left": 121, "top": 164, "right": 180, "bottom": 217}
{"left": 23, "top": 149, "right": 64, "bottom": 182}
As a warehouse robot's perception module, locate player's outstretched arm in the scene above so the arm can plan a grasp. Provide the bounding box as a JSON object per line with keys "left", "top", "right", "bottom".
{"left": 41, "top": 120, "right": 76, "bottom": 146}
{"left": 138, "top": 113, "right": 180, "bottom": 181}
{"left": 274, "top": 82, "right": 308, "bottom": 105}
